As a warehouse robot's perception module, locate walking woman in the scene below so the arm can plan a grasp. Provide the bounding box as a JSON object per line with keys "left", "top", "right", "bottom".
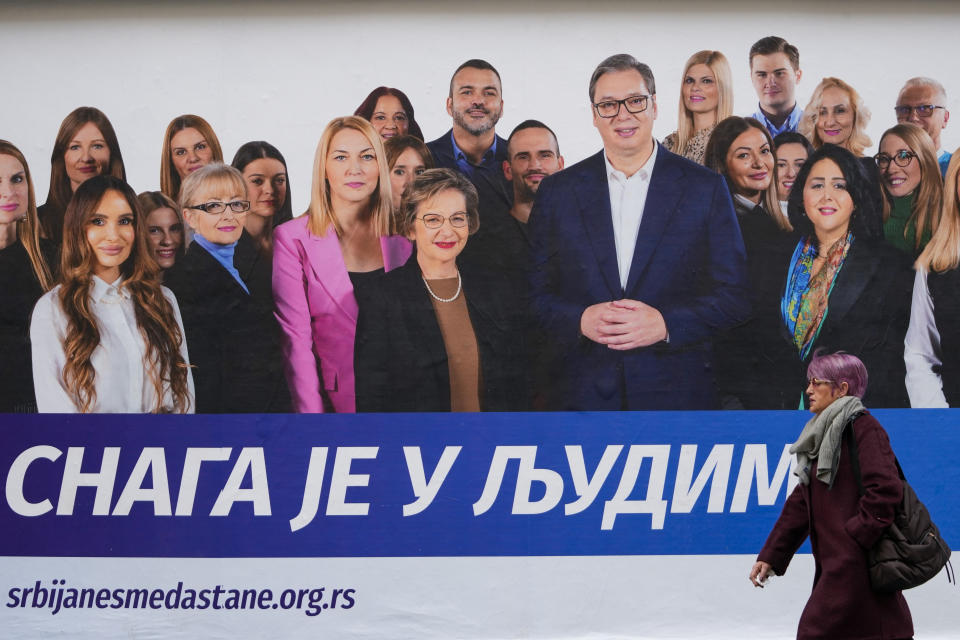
{"left": 751, "top": 351, "right": 913, "bottom": 640}
{"left": 0, "top": 140, "right": 56, "bottom": 412}
{"left": 273, "top": 116, "right": 411, "bottom": 413}
{"left": 30, "top": 175, "right": 193, "bottom": 413}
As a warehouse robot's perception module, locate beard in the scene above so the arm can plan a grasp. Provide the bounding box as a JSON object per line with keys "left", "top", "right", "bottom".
{"left": 452, "top": 105, "right": 501, "bottom": 136}
{"left": 513, "top": 173, "right": 540, "bottom": 203}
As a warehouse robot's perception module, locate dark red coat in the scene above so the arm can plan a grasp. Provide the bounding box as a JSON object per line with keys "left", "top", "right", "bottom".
{"left": 758, "top": 412, "right": 913, "bottom": 640}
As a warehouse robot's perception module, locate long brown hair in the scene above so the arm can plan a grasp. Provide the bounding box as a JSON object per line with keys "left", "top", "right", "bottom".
{"left": 59, "top": 175, "right": 191, "bottom": 413}
{"left": 44, "top": 107, "right": 126, "bottom": 241}
{"left": 917, "top": 149, "right": 960, "bottom": 273}
{"left": 0, "top": 140, "right": 54, "bottom": 290}
{"left": 160, "top": 114, "right": 224, "bottom": 201}
{"left": 878, "top": 123, "right": 943, "bottom": 251}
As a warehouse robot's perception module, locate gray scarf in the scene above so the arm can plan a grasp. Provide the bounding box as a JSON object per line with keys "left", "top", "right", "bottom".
{"left": 790, "top": 395, "right": 864, "bottom": 487}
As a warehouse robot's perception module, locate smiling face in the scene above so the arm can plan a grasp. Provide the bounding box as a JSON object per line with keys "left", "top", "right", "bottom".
{"left": 86, "top": 189, "right": 135, "bottom": 282}
{"left": 682, "top": 63, "right": 719, "bottom": 115}
{"left": 242, "top": 158, "right": 287, "bottom": 219}
{"left": 170, "top": 127, "right": 214, "bottom": 179}
{"left": 592, "top": 69, "right": 657, "bottom": 159}
{"left": 803, "top": 158, "right": 854, "bottom": 246}
{"left": 183, "top": 181, "right": 247, "bottom": 245}
{"left": 0, "top": 154, "right": 29, "bottom": 225}
{"left": 503, "top": 127, "right": 564, "bottom": 202}
{"left": 145, "top": 206, "right": 183, "bottom": 269}
{"left": 371, "top": 94, "right": 409, "bottom": 140}
{"left": 775, "top": 142, "right": 809, "bottom": 201}
{"left": 389, "top": 147, "right": 427, "bottom": 210}
{"left": 751, "top": 52, "right": 801, "bottom": 113}
{"left": 409, "top": 189, "right": 469, "bottom": 273}
{"left": 896, "top": 84, "right": 949, "bottom": 150}
{"left": 879, "top": 133, "right": 922, "bottom": 198}
{"left": 447, "top": 67, "right": 503, "bottom": 137}
{"left": 64, "top": 122, "right": 111, "bottom": 191}
{"left": 725, "top": 127, "right": 774, "bottom": 201}
{"left": 325, "top": 128, "right": 380, "bottom": 210}
{"left": 816, "top": 87, "right": 855, "bottom": 148}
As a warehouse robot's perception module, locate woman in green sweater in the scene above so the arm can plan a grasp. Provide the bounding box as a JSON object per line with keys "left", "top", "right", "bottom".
{"left": 875, "top": 123, "right": 943, "bottom": 255}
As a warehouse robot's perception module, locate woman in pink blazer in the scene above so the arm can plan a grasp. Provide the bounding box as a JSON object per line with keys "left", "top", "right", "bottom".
{"left": 273, "top": 116, "right": 412, "bottom": 412}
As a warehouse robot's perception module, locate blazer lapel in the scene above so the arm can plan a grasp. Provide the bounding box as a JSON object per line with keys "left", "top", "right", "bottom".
{"left": 823, "top": 238, "right": 879, "bottom": 326}
{"left": 624, "top": 150, "right": 684, "bottom": 296}
{"left": 381, "top": 235, "right": 413, "bottom": 271}
{"left": 575, "top": 151, "right": 621, "bottom": 298}
{"left": 305, "top": 228, "right": 358, "bottom": 322}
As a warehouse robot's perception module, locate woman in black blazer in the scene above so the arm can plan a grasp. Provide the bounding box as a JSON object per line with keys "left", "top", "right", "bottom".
{"left": 777, "top": 144, "right": 912, "bottom": 408}
{"left": 355, "top": 168, "right": 526, "bottom": 412}
{"left": 164, "top": 163, "right": 290, "bottom": 413}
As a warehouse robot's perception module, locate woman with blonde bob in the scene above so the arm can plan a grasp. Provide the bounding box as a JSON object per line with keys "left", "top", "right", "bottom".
{"left": 662, "top": 50, "right": 733, "bottom": 164}
{"left": 40, "top": 106, "right": 127, "bottom": 244}
{"left": 30, "top": 175, "right": 193, "bottom": 413}
{"left": 160, "top": 114, "right": 224, "bottom": 201}
{"left": 875, "top": 123, "right": 943, "bottom": 255}
{"left": 905, "top": 150, "right": 960, "bottom": 407}
{"left": 273, "top": 116, "right": 412, "bottom": 413}
{"left": 0, "top": 140, "right": 57, "bottom": 412}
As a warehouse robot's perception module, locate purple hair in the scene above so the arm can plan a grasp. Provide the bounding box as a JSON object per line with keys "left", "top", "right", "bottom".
{"left": 807, "top": 351, "right": 868, "bottom": 399}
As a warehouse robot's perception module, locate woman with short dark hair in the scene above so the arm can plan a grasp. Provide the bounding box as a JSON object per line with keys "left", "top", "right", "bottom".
{"left": 355, "top": 168, "right": 526, "bottom": 412}
{"left": 751, "top": 351, "right": 913, "bottom": 640}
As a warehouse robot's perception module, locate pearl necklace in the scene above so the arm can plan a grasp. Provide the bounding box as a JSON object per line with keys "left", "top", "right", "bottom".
{"left": 422, "top": 270, "right": 462, "bottom": 303}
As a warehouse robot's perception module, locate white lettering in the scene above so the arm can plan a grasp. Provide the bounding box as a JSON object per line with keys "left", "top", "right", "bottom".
{"left": 402, "top": 446, "right": 461, "bottom": 517}
{"left": 289, "top": 447, "right": 328, "bottom": 532}
{"left": 601, "top": 445, "right": 670, "bottom": 530}
{"left": 326, "top": 447, "right": 378, "bottom": 516}
{"left": 564, "top": 445, "right": 623, "bottom": 516}
{"left": 112, "top": 448, "right": 171, "bottom": 516}
{"left": 175, "top": 448, "right": 231, "bottom": 516}
{"left": 210, "top": 448, "right": 271, "bottom": 516}
{"left": 670, "top": 444, "right": 734, "bottom": 513}
{"left": 5, "top": 445, "right": 62, "bottom": 517}
{"left": 57, "top": 447, "right": 120, "bottom": 516}
{"left": 730, "top": 444, "right": 797, "bottom": 512}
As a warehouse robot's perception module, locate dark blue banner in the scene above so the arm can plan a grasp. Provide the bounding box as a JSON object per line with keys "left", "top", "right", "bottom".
{"left": 1, "top": 410, "right": 956, "bottom": 558}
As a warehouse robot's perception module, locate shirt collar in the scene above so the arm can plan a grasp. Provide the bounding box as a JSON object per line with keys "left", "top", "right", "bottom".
{"left": 451, "top": 130, "right": 498, "bottom": 166}
{"left": 604, "top": 140, "right": 658, "bottom": 181}
{"left": 752, "top": 102, "right": 803, "bottom": 136}
{"left": 91, "top": 274, "right": 130, "bottom": 303}
{"left": 734, "top": 194, "right": 761, "bottom": 212}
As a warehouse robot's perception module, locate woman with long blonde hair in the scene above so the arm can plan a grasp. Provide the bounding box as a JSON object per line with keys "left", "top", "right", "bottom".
{"left": 273, "top": 116, "right": 412, "bottom": 413}
{"left": 905, "top": 150, "right": 960, "bottom": 407}
{"left": 30, "top": 175, "right": 193, "bottom": 413}
{"left": 0, "top": 140, "right": 57, "bottom": 412}
{"left": 875, "top": 123, "right": 943, "bottom": 255}
{"left": 662, "top": 50, "right": 733, "bottom": 164}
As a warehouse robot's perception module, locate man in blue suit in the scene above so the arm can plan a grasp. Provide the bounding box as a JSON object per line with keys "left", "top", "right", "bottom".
{"left": 528, "top": 54, "right": 750, "bottom": 410}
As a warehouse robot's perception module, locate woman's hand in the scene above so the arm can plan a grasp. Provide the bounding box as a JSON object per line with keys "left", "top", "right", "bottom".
{"left": 749, "top": 561, "right": 774, "bottom": 588}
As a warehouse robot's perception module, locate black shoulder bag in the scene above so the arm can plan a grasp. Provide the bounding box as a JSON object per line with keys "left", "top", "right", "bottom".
{"left": 845, "top": 422, "right": 954, "bottom": 592}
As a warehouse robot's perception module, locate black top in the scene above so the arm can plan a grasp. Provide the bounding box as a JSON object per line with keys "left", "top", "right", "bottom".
{"left": 164, "top": 233, "right": 291, "bottom": 413}
{"left": 928, "top": 267, "right": 960, "bottom": 406}
{"left": 776, "top": 236, "right": 913, "bottom": 408}
{"left": 716, "top": 200, "right": 799, "bottom": 409}
{"left": 354, "top": 254, "right": 527, "bottom": 412}
{"left": 347, "top": 267, "right": 385, "bottom": 292}
{"left": 0, "top": 239, "right": 57, "bottom": 412}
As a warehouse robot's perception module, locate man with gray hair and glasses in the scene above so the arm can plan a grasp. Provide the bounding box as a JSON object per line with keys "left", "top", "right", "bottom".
{"left": 528, "top": 53, "right": 750, "bottom": 411}
{"left": 896, "top": 77, "right": 952, "bottom": 175}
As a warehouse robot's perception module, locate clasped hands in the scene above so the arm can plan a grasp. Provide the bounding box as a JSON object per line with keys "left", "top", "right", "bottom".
{"left": 580, "top": 299, "right": 667, "bottom": 350}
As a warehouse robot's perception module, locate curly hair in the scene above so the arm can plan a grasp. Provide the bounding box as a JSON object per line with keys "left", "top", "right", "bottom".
{"left": 59, "top": 175, "right": 191, "bottom": 412}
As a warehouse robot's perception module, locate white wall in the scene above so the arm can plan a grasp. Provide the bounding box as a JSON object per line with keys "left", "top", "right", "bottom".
{"left": 4, "top": 0, "right": 959, "bottom": 212}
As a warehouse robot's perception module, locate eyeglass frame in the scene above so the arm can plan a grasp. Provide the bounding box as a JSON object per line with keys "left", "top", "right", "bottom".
{"left": 592, "top": 95, "right": 653, "bottom": 118}
{"left": 807, "top": 378, "right": 834, "bottom": 387}
{"left": 894, "top": 104, "right": 945, "bottom": 119}
{"left": 873, "top": 150, "right": 917, "bottom": 170}
{"left": 416, "top": 212, "right": 470, "bottom": 229}
{"left": 186, "top": 200, "right": 251, "bottom": 215}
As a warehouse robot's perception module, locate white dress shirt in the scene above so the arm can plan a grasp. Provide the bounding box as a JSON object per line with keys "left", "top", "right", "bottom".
{"left": 30, "top": 275, "right": 195, "bottom": 413}
{"left": 903, "top": 267, "right": 949, "bottom": 408}
{"left": 605, "top": 143, "right": 658, "bottom": 289}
